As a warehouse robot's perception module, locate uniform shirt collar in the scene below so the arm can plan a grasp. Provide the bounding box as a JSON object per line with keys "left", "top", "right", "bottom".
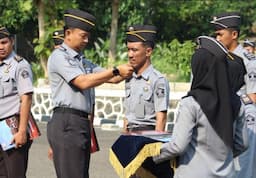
{"left": 0, "top": 51, "right": 16, "bottom": 66}
{"left": 133, "top": 64, "right": 153, "bottom": 80}
{"left": 61, "top": 43, "right": 80, "bottom": 59}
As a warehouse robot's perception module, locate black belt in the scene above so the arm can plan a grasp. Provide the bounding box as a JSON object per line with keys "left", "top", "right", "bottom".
{"left": 127, "top": 124, "right": 155, "bottom": 132}
{"left": 0, "top": 114, "right": 17, "bottom": 121}
{"left": 53, "top": 107, "right": 88, "bottom": 118}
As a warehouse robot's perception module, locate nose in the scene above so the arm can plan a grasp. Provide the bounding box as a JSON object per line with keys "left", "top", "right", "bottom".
{"left": 128, "top": 50, "right": 133, "bottom": 58}
{"left": 216, "top": 36, "right": 221, "bottom": 42}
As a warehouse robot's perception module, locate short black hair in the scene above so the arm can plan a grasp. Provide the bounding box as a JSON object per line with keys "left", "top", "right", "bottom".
{"left": 142, "top": 41, "right": 155, "bottom": 49}
{"left": 227, "top": 27, "right": 240, "bottom": 37}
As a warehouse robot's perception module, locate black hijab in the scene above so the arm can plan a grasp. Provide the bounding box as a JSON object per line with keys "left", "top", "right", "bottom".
{"left": 187, "top": 43, "right": 246, "bottom": 148}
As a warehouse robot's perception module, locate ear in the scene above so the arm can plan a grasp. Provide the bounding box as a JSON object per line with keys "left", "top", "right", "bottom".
{"left": 9, "top": 37, "right": 15, "bottom": 46}
{"left": 231, "top": 31, "right": 238, "bottom": 40}
{"left": 65, "top": 29, "right": 72, "bottom": 36}
{"left": 145, "top": 47, "right": 153, "bottom": 57}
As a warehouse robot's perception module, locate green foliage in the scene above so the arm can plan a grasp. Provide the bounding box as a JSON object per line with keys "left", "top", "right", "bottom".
{"left": 0, "top": 0, "right": 34, "bottom": 31}
{"left": 31, "top": 62, "right": 44, "bottom": 85}
{"left": 85, "top": 37, "right": 128, "bottom": 67}
{"left": 85, "top": 38, "right": 109, "bottom": 67}
{"left": 85, "top": 37, "right": 195, "bottom": 82}
{"left": 152, "top": 39, "right": 196, "bottom": 82}
{"left": 33, "top": 27, "right": 55, "bottom": 59}
{"left": 1, "top": 0, "right": 256, "bottom": 83}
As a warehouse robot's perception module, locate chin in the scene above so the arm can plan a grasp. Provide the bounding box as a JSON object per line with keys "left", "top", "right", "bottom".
{"left": 130, "top": 64, "right": 137, "bottom": 69}
{"left": 79, "top": 46, "right": 86, "bottom": 51}
{"left": 0, "top": 54, "right": 7, "bottom": 59}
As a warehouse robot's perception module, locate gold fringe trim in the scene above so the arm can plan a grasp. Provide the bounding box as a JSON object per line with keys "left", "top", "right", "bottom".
{"left": 136, "top": 166, "right": 156, "bottom": 178}
{"left": 171, "top": 159, "right": 176, "bottom": 172}
{"left": 109, "top": 142, "right": 162, "bottom": 178}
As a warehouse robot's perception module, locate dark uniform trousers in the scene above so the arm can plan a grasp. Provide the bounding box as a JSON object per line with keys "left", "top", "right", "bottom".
{"left": 0, "top": 139, "right": 32, "bottom": 178}
{"left": 47, "top": 108, "right": 91, "bottom": 178}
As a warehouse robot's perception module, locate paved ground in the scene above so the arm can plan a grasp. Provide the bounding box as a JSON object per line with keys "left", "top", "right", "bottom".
{"left": 27, "top": 122, "right": 121, "bottom": 178}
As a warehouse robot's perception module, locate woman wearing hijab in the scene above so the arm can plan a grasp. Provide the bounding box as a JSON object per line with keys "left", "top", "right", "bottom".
{"left": 153, "top": 36, "right": 248, "bottom": 178}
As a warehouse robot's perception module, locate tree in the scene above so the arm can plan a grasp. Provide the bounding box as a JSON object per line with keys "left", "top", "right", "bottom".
{"left": 1, "top": 0, "right": 255, "bottom": 82}
{"left": 34, "top": 0, "right": 48, "bottom": 78}
{"left": 108, "top": 0, "right": 119, "bottom": 65}
{"left": 33, "top": 0, "right": 77, "bottom": 79}
{"left": 0, "top": 0, "right": 34, "bottom": 31}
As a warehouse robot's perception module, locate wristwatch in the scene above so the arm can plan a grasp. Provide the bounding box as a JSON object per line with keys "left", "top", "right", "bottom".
{"left": 112, "top": 66, "right": 120, "bottom": 76}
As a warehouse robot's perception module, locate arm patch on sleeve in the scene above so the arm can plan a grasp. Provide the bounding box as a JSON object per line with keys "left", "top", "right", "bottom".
{"left": 21, "top": 70, "right": 29, "bottom": 79}
{"left": 156, "top": 83, "right": 166, "bottom": 98}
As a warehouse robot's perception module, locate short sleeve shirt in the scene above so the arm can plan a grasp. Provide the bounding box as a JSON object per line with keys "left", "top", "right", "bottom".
{"left": 47, "top": 43, "right": 92, "bottom": 113}
{"left": 124, "top": 65, "right": 170, "bottom": 125}
{"left": 0, "top": 52, "right": 33, "bottom": 119}
{"left": 82, "top": 57, "right": 105, "bottom": 108}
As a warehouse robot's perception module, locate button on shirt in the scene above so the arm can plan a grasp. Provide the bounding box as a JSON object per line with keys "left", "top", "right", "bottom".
{"left": 0, "top": 52, "right": 33, "bottom": 119}
{"left": 82, "top": 57, "right": 104, "bottom": 110}
{"left": 124, "top": 65, "right": 169, "bottom": 125}
{"left": 47, "top": 43, "right": 92, "bottom": 113}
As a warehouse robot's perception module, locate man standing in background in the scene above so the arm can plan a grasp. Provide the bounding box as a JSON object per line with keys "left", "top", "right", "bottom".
{"left": 123, "top": 24, "right": 171, "bottom": 178}
{"left": 211, "top": 12, "right": 256, "bottom": 178}
{"left": 0, "top": 27, "right": 33, "bottom": 178}
{"left": 123, "top": 24, "right": 170, "bottom": 132}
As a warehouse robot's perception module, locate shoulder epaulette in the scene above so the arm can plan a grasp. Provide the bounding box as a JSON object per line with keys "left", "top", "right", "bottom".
{"left": 58, "top": 45, "right": 67, "bottom": 52}
{"left": 14, "top": 55, "right": 24, "bottom": 62}
{"left": 244, "top": 52, "right": 256, "bottom": 61}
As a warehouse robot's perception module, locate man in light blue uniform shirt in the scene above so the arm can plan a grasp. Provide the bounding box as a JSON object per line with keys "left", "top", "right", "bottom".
{"left": 48, "top": 29, "right": 105, "bottom": 160}
{"left": 211, "top": 12, "right": 256, "bottom": 178}
{"left": 123, "top": 25, "right": 170, "bottom": 132}
{"left": 0, "top": 27, "right": 33, "bottom": 178}
{"left": 47, "top": 9, "right": 133, "bottom": 178}
{"left": 123, "top": 25, "right": 171, "bottom": 178}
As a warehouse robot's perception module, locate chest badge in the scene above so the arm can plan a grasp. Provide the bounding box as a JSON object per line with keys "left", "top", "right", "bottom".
{"left": 4, "top": 64, "right": 11, "bottom": 73}
{"left": 143, "top": 87, "right": 149, "bottom": 92}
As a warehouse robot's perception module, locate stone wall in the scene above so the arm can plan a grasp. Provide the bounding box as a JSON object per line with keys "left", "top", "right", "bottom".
{"left": 32, "top": 82, "right": 190, "bottom": 131}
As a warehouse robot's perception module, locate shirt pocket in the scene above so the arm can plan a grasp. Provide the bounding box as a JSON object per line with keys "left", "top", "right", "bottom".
{"left": 1, "top": 76, "right": 14, "bottom": 97}
{"left": 142, "top": 87, "right": 153, "bottom": 101}
{"left": 142, "top": 88, "right": 154, "bottom": 116}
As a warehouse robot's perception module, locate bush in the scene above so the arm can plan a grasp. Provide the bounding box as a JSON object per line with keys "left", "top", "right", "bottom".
{"left": 32, "top": 37, "right": 196, "bottom": 83}
{"left": 85, "top": 38, "right": 196, "bottom": 82}
{"left": 152, "top": 39, "right": 196, "bottom": 82}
